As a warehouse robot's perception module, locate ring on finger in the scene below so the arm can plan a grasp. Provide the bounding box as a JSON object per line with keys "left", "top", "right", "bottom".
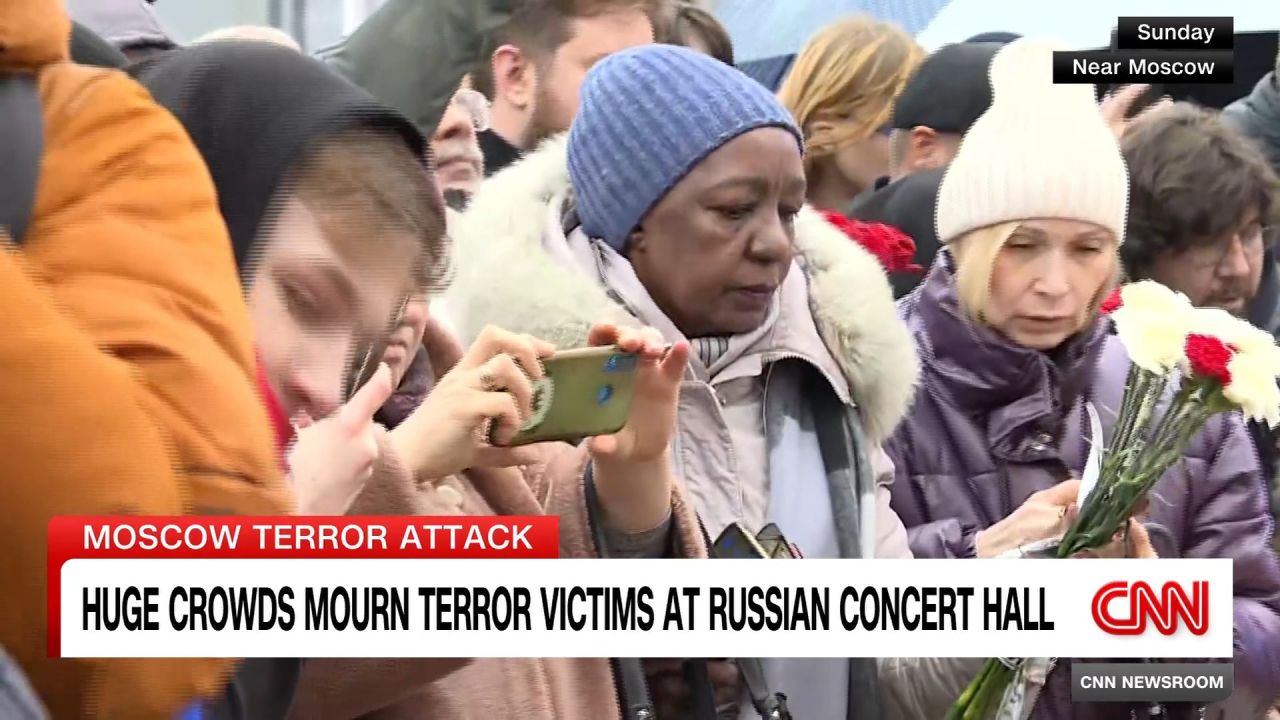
{"left": 479, "top": 371, "right": 498, "bottom": 392}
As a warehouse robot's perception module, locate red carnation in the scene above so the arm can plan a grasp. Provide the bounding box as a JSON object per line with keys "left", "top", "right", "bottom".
{"left": 820, "top": 211, "right": 924, "bottom": 275}
{"left": 1184, "top": 333, "right": 1234, "bottom": 386}
{"left": 1100, "top": 289, "right": 1123, "bottom": 315}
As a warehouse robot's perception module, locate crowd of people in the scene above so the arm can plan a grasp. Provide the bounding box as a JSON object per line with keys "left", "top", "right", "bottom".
{"left": 4, "top": 0, "right": 1280, "bottom": 718}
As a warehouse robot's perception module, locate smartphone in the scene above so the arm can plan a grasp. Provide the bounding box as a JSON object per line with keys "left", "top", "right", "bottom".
{"left": 756, "top": 523, "right": 801, "bottom": 559}
{"left": 711, "top": 522, "right": 769, "bottom": 560}
{"left": 494, "top": 345, "right": 638, "bottom": 447}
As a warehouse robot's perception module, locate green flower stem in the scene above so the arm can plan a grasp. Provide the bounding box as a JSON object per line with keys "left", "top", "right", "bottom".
{"left": 946, "top": 658, "right": 996, "bottom": 720}
{"left": 1108, "top": 364, "right": 1149, "bottom": 455}
{"left": 947, "top": 658, "right": 1017, "bottom": 720}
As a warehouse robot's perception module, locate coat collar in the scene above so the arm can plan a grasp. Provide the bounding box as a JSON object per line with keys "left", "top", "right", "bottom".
{"left": 445, "top": 134, "right": 918, "bottom": 442}
{"left": 906, "top": 259, "right": 1107, "bottom": 455}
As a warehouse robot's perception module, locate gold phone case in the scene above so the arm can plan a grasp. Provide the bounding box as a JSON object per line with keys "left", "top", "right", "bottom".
{"left": 711, "top": 522, "right": 770, "bottom": 559}
{"left": 497, "top": 345, "right": 638, "bottom": 447}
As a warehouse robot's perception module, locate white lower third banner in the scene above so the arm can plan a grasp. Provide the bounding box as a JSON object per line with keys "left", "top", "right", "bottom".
{"left": 58, "top": 558, "right": 1232, "bottom": 659}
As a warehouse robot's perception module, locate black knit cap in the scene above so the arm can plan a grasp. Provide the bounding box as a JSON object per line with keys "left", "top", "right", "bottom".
{"left": 130, "top": 41, "right": 428, "bottom": 279}
{"left": 891, "top": 41, "right": 1003, "bottom": 134}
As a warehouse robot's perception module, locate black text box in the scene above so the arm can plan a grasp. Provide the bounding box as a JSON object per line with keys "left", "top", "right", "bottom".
{"left": 1116, "top": 17, "right": 1234, "bottom": 50}
{"left": 1072, "top": 662, "right": 1233, "bottom": 703}
{"left": 1052, "top": 51, "right": 1233, "bottom": 85}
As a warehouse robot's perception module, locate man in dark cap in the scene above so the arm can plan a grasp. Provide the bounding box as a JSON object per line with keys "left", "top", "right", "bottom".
{"left": 847, "top": 41, "right": 1004, "bottom": 297}
{"left": 966, "top": 31, "right": 1022, "bottom": 44}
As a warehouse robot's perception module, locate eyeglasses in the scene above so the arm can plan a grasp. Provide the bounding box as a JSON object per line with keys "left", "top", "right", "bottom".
{"left": 1181, "top": 224, "right": 1279, "bottom": 274}
{"left": 452, "top": 88, "right": 490, "bottom": 133}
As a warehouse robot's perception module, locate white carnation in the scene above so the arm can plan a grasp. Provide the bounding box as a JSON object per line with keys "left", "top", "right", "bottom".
{"left": 1225, "top": 351, "right": 1280, "bottom": 428}
{"left": 1111, "top": 281, "right": 1192, "bottom": 373}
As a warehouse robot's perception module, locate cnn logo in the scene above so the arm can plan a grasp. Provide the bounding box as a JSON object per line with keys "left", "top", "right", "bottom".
{"left": 1091, "top": 581, "right": 1209, "bottom": 636}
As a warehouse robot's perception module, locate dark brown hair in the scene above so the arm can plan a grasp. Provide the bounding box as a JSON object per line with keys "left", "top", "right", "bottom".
{"left": 287, "top": 128, "right": 450, "bottom": 291}
{"left": 1121, "top": 102, "right": 1280, "bottom": 278}
{"left": 472, "top": 0, "right": 657, "bottom": 99}
{"left": 655, "top": 2, "right": 734, "bottom": 66}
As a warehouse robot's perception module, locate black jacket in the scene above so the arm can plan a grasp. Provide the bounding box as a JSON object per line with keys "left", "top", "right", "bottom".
{"left": 847, "top": 169, "right": 946, "bottom": 298}
{"left": 478, "top": 128, "right": 524, "bottom": 177}
{"left": 1247, "top": 251, "right": 1280, "bottom": 543}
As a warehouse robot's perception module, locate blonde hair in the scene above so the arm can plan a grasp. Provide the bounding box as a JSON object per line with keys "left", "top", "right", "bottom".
{"left": 777, "top": 15, "right": 923, "bottom": 177}
{"left": 950, "top": 222, "right": 1020, "bottom": 321}
{"left": 193, "top": 26, "right": 302, "bottom": 52}
{"left": 950, "top": 222, "right": 1120, "bottom": 323}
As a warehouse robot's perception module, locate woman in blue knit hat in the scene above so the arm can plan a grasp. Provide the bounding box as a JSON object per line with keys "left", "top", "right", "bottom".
{"left": 448, "top": 44, "right": 922, "bottom": 719}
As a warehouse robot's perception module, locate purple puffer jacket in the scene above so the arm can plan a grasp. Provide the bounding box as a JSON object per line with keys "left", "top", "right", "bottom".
{"left": 886, "top": 264, "right": 1280, "bottom": 719}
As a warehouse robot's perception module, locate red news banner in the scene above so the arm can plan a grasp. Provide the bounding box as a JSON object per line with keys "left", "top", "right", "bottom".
{"left": 48, "top": 516, "right": 1233, "bottom": 660}
{"left": 48, "top": 516, "right": 557, "bottom": 655}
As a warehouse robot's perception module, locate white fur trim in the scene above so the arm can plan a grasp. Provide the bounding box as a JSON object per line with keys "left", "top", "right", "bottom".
{"left": 445, "top": 134, "right": 918, "bottom": 441}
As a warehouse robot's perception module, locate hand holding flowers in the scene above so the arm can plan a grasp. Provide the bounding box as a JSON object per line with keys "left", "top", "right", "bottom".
{"left": 950, "top": 280, "right": 1280, "bottom": 719}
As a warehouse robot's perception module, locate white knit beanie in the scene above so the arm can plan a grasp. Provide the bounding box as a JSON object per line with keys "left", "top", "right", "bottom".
{"left": 935, "top": 38, "right": 1129, "bottom": 244}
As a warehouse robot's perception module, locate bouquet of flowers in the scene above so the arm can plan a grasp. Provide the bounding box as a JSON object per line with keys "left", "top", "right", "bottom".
{"left": 948, "top": 281, "right": 1280, "bottom": 720}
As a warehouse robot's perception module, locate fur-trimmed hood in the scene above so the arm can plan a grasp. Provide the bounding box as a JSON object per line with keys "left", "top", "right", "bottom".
{"left": 445, "top": 134, "right": 918, "bottom": 441}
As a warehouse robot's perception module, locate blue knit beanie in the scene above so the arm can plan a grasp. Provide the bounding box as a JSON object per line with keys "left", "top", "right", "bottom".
{"left": 568, "top": 45, "right": 803, "bottom": 251}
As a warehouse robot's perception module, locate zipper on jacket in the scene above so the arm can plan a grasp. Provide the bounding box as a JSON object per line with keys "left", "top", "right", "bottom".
{"left": 759, "top": 350, "right": 849, "bottom": 449}
{"left": 760, "top": 350, "right": 847, "bottom": 407}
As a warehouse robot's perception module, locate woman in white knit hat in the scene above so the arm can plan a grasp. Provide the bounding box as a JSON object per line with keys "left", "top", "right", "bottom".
{"left": 882, "top": 38, "right": 1280, "bottom": 719}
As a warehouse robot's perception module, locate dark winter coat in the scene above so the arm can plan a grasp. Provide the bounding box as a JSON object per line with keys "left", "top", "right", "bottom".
{"left": 1223, "top": 71, "right": 1280, "bottom": 178}
{"left": 846, "top": 168, "right": 945, "bottom": 299}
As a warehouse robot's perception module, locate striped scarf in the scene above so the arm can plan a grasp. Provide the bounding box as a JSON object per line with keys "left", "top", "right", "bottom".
{"left": 691, "top": 336, "right": 732, "bottom": 371}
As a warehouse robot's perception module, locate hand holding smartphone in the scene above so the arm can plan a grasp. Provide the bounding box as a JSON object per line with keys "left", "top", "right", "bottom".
{"left": 490, "top": 345, "right": 640, "bottom": 447}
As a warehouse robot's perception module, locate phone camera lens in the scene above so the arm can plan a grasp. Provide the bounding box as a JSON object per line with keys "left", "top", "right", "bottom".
{"left": 596, "top": 384, "right": 614, "bottom": 405}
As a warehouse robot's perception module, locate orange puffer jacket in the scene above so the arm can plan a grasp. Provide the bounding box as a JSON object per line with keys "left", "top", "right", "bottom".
{"left": 1, "top": 3, "right": 292, "bottom": 718}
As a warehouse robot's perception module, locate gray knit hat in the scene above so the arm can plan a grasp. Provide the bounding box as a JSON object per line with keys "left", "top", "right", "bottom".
{"left": 568, "top": 44, "right": 803, "bottom": 251}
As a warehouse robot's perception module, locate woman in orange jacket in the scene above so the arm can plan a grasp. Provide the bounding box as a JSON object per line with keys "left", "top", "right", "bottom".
{"left": 1, "top": 2, "right": 291, "bottom": 717}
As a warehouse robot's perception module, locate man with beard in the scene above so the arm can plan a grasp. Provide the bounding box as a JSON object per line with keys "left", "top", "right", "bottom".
{"left": 322, "top": 0, "right": 653, "bottom": 178}
{"left": 470, "top": 0, "right": 656, "bottom": 175}
{"left": 1120, "top": 102, "right": 1280, "bottom": 548}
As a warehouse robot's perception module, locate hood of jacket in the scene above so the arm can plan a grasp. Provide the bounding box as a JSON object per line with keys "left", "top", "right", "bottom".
{"left": 131, "top": 41, "right": 426, "bottom": 278}
{"left": 65, "top": 0, "right": 174, "bottom": 51}
{"left": 446, "top": 134, "right": 918, "bottom": 442}
{"left": 318, "top": 0, "right": 513, "bottom": 139}
{"left": 0, "top": 0, "right": 71, "bottom": 69}
{"left": 1223, "top": 71, "right": 1280, "bottom": 175}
